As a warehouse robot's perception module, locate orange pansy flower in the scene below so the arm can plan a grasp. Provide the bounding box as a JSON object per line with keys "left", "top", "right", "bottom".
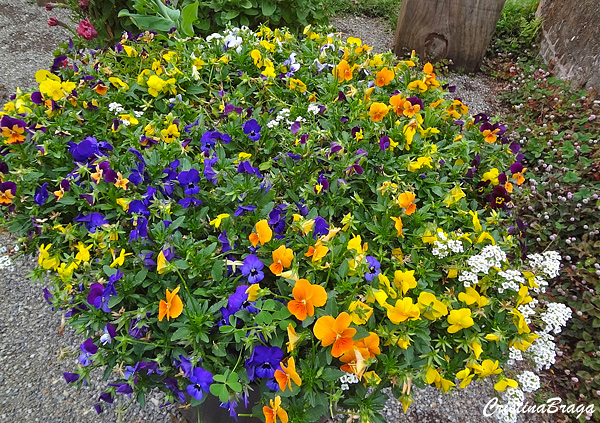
{"left": 375, "top": 67, "right": 394, "bottom": 87}
{"left": 287, "top": 279, "right": 327, "bottom": 321}
{"left": 274, "top": 357, "right": 302, "bottom": 392}
{"left": 354, "top": 332, "right": 381, "bottom": 359}
{"left": 304, "top": 241, "right": 329, "bottom": 262}
{"left": 94, "top": 83, "right": 108, "bottom": 95}
{"left": 403, "top": 100, "right": 421, "bottom": 118}
{"left": 334, "top": 60, "right": 356, "bottom": 82}
{"left": 368, "top": 102, "right": 389, "bottom": 122}
{"left": 269, "top": 245, "right": 294, "bottom": 275}
{"left": 512, "top": 168, "right": 527, "bottom": 185}
{"left": 389, "top": 94, "right": 406, "bottom": 116}
{"left": 340, "top": 348, "right": 366, "bottom": 378}
{"left": 483, "top": 128, "right": 500, "bottom": 143}
{"left": 1, "top": 124, "right": 26, "bottom": 144}
{"left": 313, "top": 312, "right": 357, "bottom": 357}
{"left": 263, "top": 395, "right": 288, "bottom": 423}
{"left": 249, "top": 219, "right": 272, "bottom": 247}
{"left": 396, "top": 191, "right": 417, "bottom": 215}
{"left": 158, "top": 286, "right": 183, "bottom": 321}
{"left": 0, "top": 187, "right": 15, "bottom": 205}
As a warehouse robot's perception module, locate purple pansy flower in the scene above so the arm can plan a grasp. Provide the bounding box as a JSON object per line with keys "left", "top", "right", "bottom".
{"left": 75, "top": 212, "right": 109, "bottom": 233}
{"left": 34, "top": 182, "right": 48, "bottom": 206}
{"left": 164, "top": 378, "right": 186, "bottom": 403}
{"left": 186, "top": 367, "right": 214, "bottom": 401}
{"left": 237, "top": 161, "right": 262, "bottom": 178}
{"left": 78, "top": 338, "right": 98, "bottom": 366}
{"left": 243, "top": 119, "right": 261, "bottom": 141}
{"left": 240, "top": 254, "right": 264, "bottom": 284}
{"left": 108, "top": 382, "right": 133, "bottom": 395}
{"left": 227, "top": 285, "right": 258, "bottom": 314}
{"left": 365, "top": 256, "right": 381, "bottom": 281}
{"left": 68, "top": 136, "right": 100, "bottom": 162}
{"left": 245, "top": 345, "right": 283, "bottom": 382}
{"left": 204, "top": 156, "right": 218, "bottom": 184}
{"left": 63, "top": 372, "right": 80, "bottom": 384}
{"left": 99, "top": 323, "right": 116, "bottom": 345}
{"left": 177, "top": 168, "right": 201, "bottom": 195}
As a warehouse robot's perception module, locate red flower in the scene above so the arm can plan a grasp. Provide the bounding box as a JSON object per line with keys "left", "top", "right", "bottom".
{"left": 48, "top": 17, "right": 59, "bottom": 27}
{"left": 77, "top": 20, "right": 98, "bottom": 41}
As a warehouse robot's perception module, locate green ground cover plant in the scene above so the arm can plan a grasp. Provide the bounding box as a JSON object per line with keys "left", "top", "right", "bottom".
{"left": 47, "top": 0, "right": 328, "bottom": 44}
{"left": 487, "top": 0, "right": 541, "bottom": 60}
{"left": 487, "top": 40, "right": 600, "bottom": 423}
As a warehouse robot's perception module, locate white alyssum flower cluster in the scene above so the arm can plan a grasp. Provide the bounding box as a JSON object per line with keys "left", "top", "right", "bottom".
{"left": 517, "top": 371, "right": 541, "bottom": 393}
{"left": 307, "top": 103, "right": 321, "bottom": 115}
{"left": 497, "top": 269, "right": 525, "bottom": 293}
{"left": 0, "top": 245, "right": 15, "bottom": 272}
{"left": 517, "top": 298, "right": 538, "bottom": 324}
{"left": 108, "top": 102, "right": 124, "bottom": 113}
{"left": 493, "top": 387, "right": 525, "bottom": 423}
{"left": 528, "top": 251, "right": 561, "bottom": 278}
{"left": 525, "top": 331, "right": 557, "bottom": 370}
{"left": 530, "top": 275, "right": 548, "bottom": 294}
{"left": 266, "top": 108, "right": 291, "bottom": 128}
{"left": 339, "top": 372, "right": 359, "bottom": 391}
{"left": 431, "top": 232, "right": 464, "bottom": 258}
{"left": 507, "top": 346, "right": 523, "bottom": 365}
{"left": 467, "top": 245, "right": 507, "bottom": 274}
{"left": 458, "top": 270, "right": 479, "bottom": 288}
{"left": 540, "top": 302, "right": 572, "bottom": 334}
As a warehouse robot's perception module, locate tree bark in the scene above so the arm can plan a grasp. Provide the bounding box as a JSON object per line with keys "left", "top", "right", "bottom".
{"left": 393, "top": 0, "right": 507, "bottom": 72}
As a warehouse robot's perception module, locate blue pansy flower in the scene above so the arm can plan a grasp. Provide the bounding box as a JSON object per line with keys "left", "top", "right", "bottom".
{"left": 34, "top": 182, "right": 48, "bottom": 206}
{"left": 186, "top": 367, "right": 214, "bottom": 401}
{"left": 240, "top": 254, "right": 264, "bottom": 284}
{"left": 245, "top": 345, "right": 283, "bottom": 382}
{"left": 365, "top": 256, "right": 381, "bottom": 281}
{"left": 243, "top": 119, "right": 261, "bottom": 141}
{"left": 177, "top": 168, "right": 201, "bottom": 195}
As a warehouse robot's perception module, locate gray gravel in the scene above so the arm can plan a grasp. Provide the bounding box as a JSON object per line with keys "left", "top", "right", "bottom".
{"left": 0, "top": 4, "right": 550, "bottom": 423}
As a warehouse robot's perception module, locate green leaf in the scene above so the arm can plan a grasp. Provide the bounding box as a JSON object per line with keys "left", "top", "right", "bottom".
{"left": 221, "top": 10, "right": 240, "bottom": 20}
{"left": 213, "top": 374, "right": 227, "bottom": 383}
{"left": 154, "top": 0, "right": 180, "bottom": 21}
{"left": 431, "top": 185, "right": 444, "bottom": 197}
{"left": 180, "top": 1, "right": 199, "bottom": 37}
{"left": 563, "top": 171, "right": 581, "bottom": 183}
{"left": 261, "top": 1, "right": 276, "bottom": 16}
{"left": 211, "top": 259, "right": 224, "bottom": 281}
{"left": 134, "top": 268, "right": 149, "bottom": 285}
{"left": 171, "top": 326, "right": 191, "bottom": 341}
{"left": 108, "top": 295, "right": 123, "bottom": 308}
{"left": 227, "top": 372, "right": 243, "bottom": 392}
{"left": 103, "top": 265, "right": 118, "bottom": 277}
{"left": 118, "top": 11, "right": 176, "bottom": 32}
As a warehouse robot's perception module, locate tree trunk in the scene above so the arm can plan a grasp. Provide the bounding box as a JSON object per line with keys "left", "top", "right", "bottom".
{"left": 393, "top": 0, "right": 507, "bottom": 72}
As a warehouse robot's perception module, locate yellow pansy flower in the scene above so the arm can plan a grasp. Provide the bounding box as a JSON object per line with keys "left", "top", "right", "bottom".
{"left": 209, "top": 213, "right": 230, "bottom": 229}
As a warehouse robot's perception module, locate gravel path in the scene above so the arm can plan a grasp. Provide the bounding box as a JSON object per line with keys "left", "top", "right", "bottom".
{"left": 0, "top": 3, "right": 548, "bottom": 422}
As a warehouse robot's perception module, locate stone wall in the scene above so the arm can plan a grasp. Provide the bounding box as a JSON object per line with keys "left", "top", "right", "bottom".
{"left": 536, "top": 0, "right": 600, "bottom": 91}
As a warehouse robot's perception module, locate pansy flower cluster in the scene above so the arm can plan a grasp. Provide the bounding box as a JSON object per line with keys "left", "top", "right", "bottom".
{"left": 0, "top": 25, "right": 570, "bottom": 423}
